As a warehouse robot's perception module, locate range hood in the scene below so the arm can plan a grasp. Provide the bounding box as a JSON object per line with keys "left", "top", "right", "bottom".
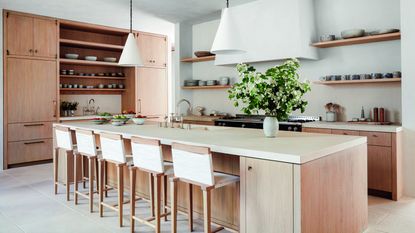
{"left": 214, "top": 0, "right": 318, "bottom": 66}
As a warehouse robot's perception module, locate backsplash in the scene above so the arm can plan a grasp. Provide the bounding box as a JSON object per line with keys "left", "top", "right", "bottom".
{"left": 60, "top": 95, "right": 121, "bottom": 116}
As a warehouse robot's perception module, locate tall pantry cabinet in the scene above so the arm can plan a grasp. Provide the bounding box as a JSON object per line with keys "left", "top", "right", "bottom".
{"left": 3, "top": 11, "right": 59, "bottom": 168}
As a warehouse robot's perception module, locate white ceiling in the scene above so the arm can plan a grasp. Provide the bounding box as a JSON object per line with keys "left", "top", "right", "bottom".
{"left": 133, "top": 0, "right": 257, "bottom": 23}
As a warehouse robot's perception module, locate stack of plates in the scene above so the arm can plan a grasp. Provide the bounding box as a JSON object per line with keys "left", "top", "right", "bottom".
{"left": 184, "top": 80, "right": 200, "bottom": 86}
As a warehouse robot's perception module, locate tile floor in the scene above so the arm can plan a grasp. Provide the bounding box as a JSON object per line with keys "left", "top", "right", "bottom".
{"left": 1, "top": 163, "right": 415, "bottom": 233}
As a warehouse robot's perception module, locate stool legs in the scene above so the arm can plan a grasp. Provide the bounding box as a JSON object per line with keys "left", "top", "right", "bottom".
{"left": 163, "top": 175, "right": 168, "bottom": 221}
{"left": 203, "top": 189, "right": 212, "bottom": 233}
{"left": 88, "top": 157, "right": 95, "bottom": 213}
{"left": 149, "top": 174, "right": 155, "bottom": 217}
{"left": 99, "top": 159, "right": 104, "bottom": 217}
{"left": 117, "top": 164, "right": 124, "bottom": 227}
{"left": 170, "top": 178, "right": 178, "bottom": 233}
{"left": 66, "top": 151, "right": 71, "bottom": 201}
{"left": 81, "top": 156, "right": 86, "bottom": 189}
{"left": 154, "top": 174, "right": 162, "bottom": 233}
{"left": 54, "top": 148, "right": 59, "bottom": 195}
{"left": 188, "top": 183, "right": 194, "bottom": 232}
{"left": 130, "top": 168, "right": 137, "bottom": 233}
{"left": 74, "top": 154, "right": 79, "bottom": 205}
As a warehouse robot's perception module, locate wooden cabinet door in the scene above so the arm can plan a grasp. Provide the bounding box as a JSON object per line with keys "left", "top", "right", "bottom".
{"left": 33, "top": 18, "right": 57, "bottom": 58}
{"left": 6, "top": 13, "right": 34, "bottom": 57}
{"left": 7, "top": 58, "right": 57, "bottom": 123}
{"left": 332, "top": 129, "right": 360, "bottom": 136}
{"left": 150, "top": 35, "right": 167, "bottom": 67}
{"left": 241, "top": 157, "right": 293, "bottom": 233}
{"left": 136, "top": 68, "right": 168, "bottom": 117}
{"left": 137, "top": 33, "right": 154, "bottom": 66}
{"left": 368, "top": 145, "right": 392, "bottom": 192}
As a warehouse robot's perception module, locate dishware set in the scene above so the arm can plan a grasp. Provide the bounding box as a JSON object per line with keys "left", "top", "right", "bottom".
{"left": 64, "top": 53, "right": 117, "bottom": 62}
{"left": 60, "top": 83, "right": 124, "bottom": 89}
{"left": 319, "top": 28, "right": 400, "bottom": 42}
{"left": 184, "top": 77, "right": 230, "bottom": 87}
{"left": 320, "top": 71, "right": 401, "bottom": 81}
{"left": 60, "top": 70, "right": 125, "bottom": 77}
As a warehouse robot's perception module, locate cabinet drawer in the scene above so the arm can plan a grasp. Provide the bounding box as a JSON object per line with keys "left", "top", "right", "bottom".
{"left": 332, "top": 129, "right": 360, "bottom": 136}
{"left": 8, "top": 138, "right": 53, "bottom": 164}
{"left": 359, "top": 131, "right": 391, "bottom": 147}
{"left": 8, "top": 122, "right": 53, "bottom": 142}
{"left": 303, "top": 127, "right": 332, "bottom": 134}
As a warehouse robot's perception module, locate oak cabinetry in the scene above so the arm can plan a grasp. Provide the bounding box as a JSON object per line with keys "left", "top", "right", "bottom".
{"left": 137, "top": 32, "right": 167, "bottom": 67}
{"left": 8, "top": 139, "right": 53, "bottom": 165}
{"left": 240, "top": 157, "right": 293, "bottom": 233}
{"left": 8, "top": 122, "right": 53, "bottom": 142}
{"left": 303, "top": 126, "right": 402, "bottom": 200}
{"left": 5, "top": 12, "right": 57, "bottom": 58}
{"left": 136, "top": 68, "right": 168, "bottom": 117}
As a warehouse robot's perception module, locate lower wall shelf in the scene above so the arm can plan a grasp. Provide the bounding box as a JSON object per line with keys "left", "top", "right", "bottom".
{"left": 60, "top": 88, "right": 125, "bottom": 95}
{"left": 181, "top": 85, "right": 232, "bottom": 90}
{"left": 314, "top": 78, "right": 401, "bottom": 85}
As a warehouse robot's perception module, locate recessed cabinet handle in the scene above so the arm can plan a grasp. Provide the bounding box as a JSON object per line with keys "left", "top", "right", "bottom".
{"left": 248, "top": 166, "right": 253, "bottom": 171}
{"left": 29, "top": 49, "right": 33, "bottom": 53}
{"left": 34, "top": 49, "right": 38, "bottom": 53}
{"left": 24, "top": 123, "right": 44, "bottom": 127}
{"left": 24, "top": 140, "right": 45, "bottom": 145}
{"left": 138, "top": 99, "right": 142, "bottom": 113}
{"left": 53, "top": 100, "right": 57, "bottom": 118}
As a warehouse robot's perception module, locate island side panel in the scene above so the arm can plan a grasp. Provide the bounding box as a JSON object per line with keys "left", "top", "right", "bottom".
{"left": 300, "top": 143, "right": 368, "bottom": 233}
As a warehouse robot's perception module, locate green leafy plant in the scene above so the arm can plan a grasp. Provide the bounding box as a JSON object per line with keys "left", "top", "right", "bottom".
{"left": 60, "top": 101, "right": 70, "bottom": 111}
{"left": 68, "top": 102, "right": 79, "bottom": 111}
{"left": 228, "top": 59, "right": 311, "bottom": 120}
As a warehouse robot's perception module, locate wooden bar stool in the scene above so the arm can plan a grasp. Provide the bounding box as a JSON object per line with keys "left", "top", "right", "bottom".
{"left": 170, "top": 143, "right": 240, "bottom": 233}
{"left": 54, "top": 126, "right": 77, "bottom": 201}
{"left": 74, "top": 129, "right": 100, "bottom": 212}
{"left": 129, "top": 136, "right": 173, "bottom": 233}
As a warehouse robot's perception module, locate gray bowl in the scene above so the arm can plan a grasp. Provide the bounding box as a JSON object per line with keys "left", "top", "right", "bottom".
{"left": 65, "top": 53, "right": 79, "bottom": 59}
{"left": 320, "top": 35, "right": 335, "bottom": 42}
{"left": 341, "top": 29, "right": 365, "bottom": 39}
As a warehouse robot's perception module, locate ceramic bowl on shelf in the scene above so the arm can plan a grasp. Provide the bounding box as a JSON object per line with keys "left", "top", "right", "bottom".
{"left": 198, "top": 80, "right": 207, "bottom": 86}
{"left": 341, "top": 29, "right": 365, "bottom": 39}
{"left": 84, "top": 56, "right": 97, "bottom": 61}
{"left": 369, "top": 29, "right": 400, "bottom": 35}
{"left": 371, "top": 73, "right": 383, "bottom": 79}
{"left": 219, "top": 77, "right": 230, "bottom": 85}
{"left": 393, "top": 71, "right": 402, "bottom": 78}
{"left": 194, "top": 51, "right": 214, "bottom": 57}
{"left": 206, "top": 80, "right": 218, "bottom": 86}
{"left": 103, "top": 57, "right": 117, "bottom": 62}
{"left": 319, "top": 35, "right": 335, "bottom": 42}
{"left": 65, "top": 53, "right": 79, "bottom": 59}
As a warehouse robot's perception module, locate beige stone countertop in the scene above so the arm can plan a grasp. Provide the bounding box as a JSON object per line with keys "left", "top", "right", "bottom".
{"left": 303, "top": 121, "right": 402, "bottom": 133}
{"left": 59, "top": 115, "right": 99, "bottom": 121}
{"left": 54, "top": 122, "right": 366, "bottom": 165}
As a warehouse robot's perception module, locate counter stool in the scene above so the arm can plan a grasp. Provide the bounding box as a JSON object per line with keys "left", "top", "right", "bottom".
{"left": 54, "top": 126, "right": 77, "bottom": 201}
{"left": 170, "top": 143, "right": 240, "bottom": 233}
{"left": 98, "top": 132, "right": 131, "bottom": 227}
{"left": 129, "top": 136, "right": 173, "bottom": 233}
{"left": 74, "top": 129, "right": 100, "bottom": 212}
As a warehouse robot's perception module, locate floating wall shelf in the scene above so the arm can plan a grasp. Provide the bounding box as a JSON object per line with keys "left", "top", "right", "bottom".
{"left": 60, "top": 38, "right": 124, "bottom": 51}
{"left": 314, "top": 78, "right": 401, "bottom": 85}
{"left": 181, "top": 56, "right": 216, "bottom": 63}
{"left": 312, "top": 32, "right": 401, "bottom": 48}
{"left": 181, "top": 85, "right": 232, "bottom": 90}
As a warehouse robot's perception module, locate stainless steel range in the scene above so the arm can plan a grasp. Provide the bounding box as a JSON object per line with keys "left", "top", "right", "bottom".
{"left": 214, "top": 115, "right": 320, "bottom": 132}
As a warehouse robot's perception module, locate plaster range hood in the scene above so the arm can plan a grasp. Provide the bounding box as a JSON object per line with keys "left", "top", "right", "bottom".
{"left": 214, "top": 0, "right": 318, "bottom": 66}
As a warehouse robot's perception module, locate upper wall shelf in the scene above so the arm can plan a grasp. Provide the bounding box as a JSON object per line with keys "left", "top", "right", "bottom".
{"left": 314, "top": 78, "right": 401, "bottom": 85}
{"left": 181, "top": 85, "right": 231, "bottom": 90}
{"left": 181, "top": 56, "right": 216, "bottom": 63}
{"left": 60, "top": 39, "right": 124, "bottom": 51}
{"left": 312, "top": 32, "right": 401, "bottom": 48}
{"left": 60, "top": 58, "right": 120, "bottom": 67}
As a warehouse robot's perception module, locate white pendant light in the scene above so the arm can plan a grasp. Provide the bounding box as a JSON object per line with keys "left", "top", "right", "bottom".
{"left": 119, "top": 0, "right": 143, "bottom": 67}
{"left": 211, "top": 0, "right": 246, "bottom": 55}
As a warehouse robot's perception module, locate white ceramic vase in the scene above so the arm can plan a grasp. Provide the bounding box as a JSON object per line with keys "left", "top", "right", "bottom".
{"left": 263, "top": 116, "right": 279, "bottom": 138}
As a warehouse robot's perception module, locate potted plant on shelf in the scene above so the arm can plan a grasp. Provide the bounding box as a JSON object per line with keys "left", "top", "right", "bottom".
{"left": 68, "top": 101, "right": 79, "bottom": 117}
{"left": 228, "top": 59, "right": 311, "bottom": 137}
{"left": 325, "top": 103, "right": 340, "bottom": 122}
{"left": 60, "top": 101, "right": 70, "bottom": 117}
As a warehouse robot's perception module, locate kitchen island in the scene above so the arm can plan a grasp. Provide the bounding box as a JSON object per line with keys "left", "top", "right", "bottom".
{"left": 54, "top": 122, "right": 368, "bottom": 233}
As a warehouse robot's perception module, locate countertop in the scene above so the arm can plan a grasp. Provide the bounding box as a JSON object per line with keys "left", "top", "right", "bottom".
{"left": 303, "top": 121, "right": 402, "bottom": 133}
{"left": 54, "top": 122, "right": 366, "bottom": 165}
{"left": 59, "top": 115, "right": 99, "bottom": 121}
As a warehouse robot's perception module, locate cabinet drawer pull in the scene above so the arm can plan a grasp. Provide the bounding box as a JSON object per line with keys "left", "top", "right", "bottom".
{"left": 372, "top": 135, "right": 378, "bottom": 138}
{"left": 24, "top": 123, "right": 44, "bottom": 127}
{"left": 248, "top": 166, "right": 253, "bottom": 171}
{"left": 24, "top": 140, "right": 45, "bottom": 145}
{"left": 138, "top": 99, "right": 142, "bottom": 113}
{"left": 34, "top": 49, "right": 38, "bottom": 53}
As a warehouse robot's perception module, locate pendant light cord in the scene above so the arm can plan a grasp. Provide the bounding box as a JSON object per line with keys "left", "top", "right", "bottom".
{"left": 130, "top": 0, "right": 132, "bottom": 33}
{"left": 226, "top": 0, "right": 229, "bottom": 8}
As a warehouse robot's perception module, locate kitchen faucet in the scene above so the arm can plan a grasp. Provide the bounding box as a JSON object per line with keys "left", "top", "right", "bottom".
{"left": 176, "top": 99, "right": 192, "bottom": 116}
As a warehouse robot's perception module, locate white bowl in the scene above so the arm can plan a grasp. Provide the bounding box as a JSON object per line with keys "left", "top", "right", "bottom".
{"left": 65, "top": 53, "right": 79, "bottom": 59}
{"left": 103, "top": 57, "right": 117, "bottom": 62}
{"left": 132, "top": 118, "right": 145, "bottom": 125}
{"left": 111, "top": 121, "right": 124, "bottom": 126}
{"left": 85, "top": 56, "right": 97, "bottom": 61}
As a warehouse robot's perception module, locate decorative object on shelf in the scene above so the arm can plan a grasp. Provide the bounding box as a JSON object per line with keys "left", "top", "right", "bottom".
{"left": 84, "top": 56, "right": 97, "bottom": 61}
{"left": 341, "top": 29, "right": 365, "bottom": 39}
{"left": 320, "top": 35, "right": 335, "bottom": 42}
{"left": 369, "top": 28, "right": 400, "bottom": 35}
{"left": 206, "top": 80, "right": 218, "bottom": 86}
{"left": 211, "top": 0, "right": 246, "bottom": 55}
{"left": 119, "top": 0, "right": 143, "bottom": 67}
{"left": 198, "top": 80, "right": 207, "bottom": 86}
{"left": 65, "top": 53, "right": 79, "bottom": 59}
{"left": 229, "top": 59, "right": 310, "bottom": 137}
{"left": 324, "top": 103, "right": 340, "bottom": 122}
{"left": 61, "top": 101, "right": 79, "bottom": 117}
{"left": 312, "top": 32, "right": 401, "bottom": 48}
{"left": 219, "top": 76, "right": 230, "bottom": 85}
{"left": 194, "top": 51, "right": 214, "bottom": 57}
{"left": 103, "top": 57, "right": 117, "bottom": 62}
{"left": 184, "top": 80, "right": 199, "bottom": 86}
{"left": 393, "top": 71, "right": 402, "bottom": 78}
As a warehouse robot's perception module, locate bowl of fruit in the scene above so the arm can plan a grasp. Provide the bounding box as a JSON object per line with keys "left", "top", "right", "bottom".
{"left": 132, "top": 115, "right": 147, "bottom": 125}
{"left": 122, "top": 110, "right": 136, "bottom": 119}
{"left": 111, "top": 115, "right": 129, "bottom": 126}
{"left": 91, "top": 118, "right": 108, "bottom": 125}
{"left": 98, "top": 112, "right": 113, "bottom": 120}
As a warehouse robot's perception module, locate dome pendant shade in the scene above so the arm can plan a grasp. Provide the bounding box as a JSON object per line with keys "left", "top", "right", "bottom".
{"left": 211, "top": 8, "right": 246, "bottom": 55}
{"left": 119, "top": 33, "right": 143, "bottom": 67}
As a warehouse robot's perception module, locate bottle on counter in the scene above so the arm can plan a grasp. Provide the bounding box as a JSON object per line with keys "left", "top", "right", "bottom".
{"left": 379, "top": 108, "right": 385, "bottom": 122}
{"left": 373, "top": 107, "right": 379, "bottom": 122}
